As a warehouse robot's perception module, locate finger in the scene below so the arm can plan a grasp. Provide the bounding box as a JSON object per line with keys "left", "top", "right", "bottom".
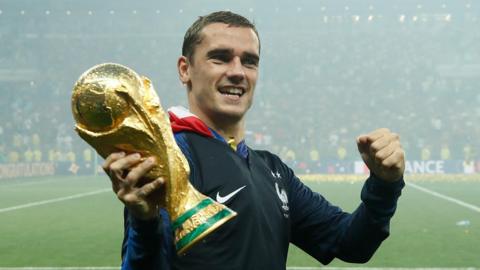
{"left": 372, "top": 127, "right": 391, "bottom": 135}
{"left": 356, "top": 129, "right": 385, "bottom": 146}
{"left": 374, "top": 141, "right": 399, "bottom": 162}
{"left": 111, "top": 181, "right": 120, "bottom": 193}
{"left": 381, "top": 149, "right": 405, "bottom": 169}
{"left": 356, "top": 134, "right": 367, "bottom": 144}
{"left": 356, "top": 132, "right": 374, "bottom": 153}
{"left": 367, "top": 128, "right": 390, "bottom": 141}
{"left": 102, "top": 152, "right": 126, "bottom": 172}
{"left": 109, "top": 153, "right": 143, "bottom": 179}
{"left": 359, "top": 128, "right": 397, "bottom": 148}
{"left": 369, "top": 135, "right": 391, "bottom": 153}
{"left": 137, "top": 177, "right": 165, "bottom": 198}
{"left": 125, "top": 157, "right": 156, "bottom": 187}
{"left": 103, "top": 152, "right": 128, "bottom": 192}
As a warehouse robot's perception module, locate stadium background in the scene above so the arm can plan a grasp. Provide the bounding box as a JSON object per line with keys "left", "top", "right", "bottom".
{"left": 0, "top": 0, "right": 479, "bottom": 268}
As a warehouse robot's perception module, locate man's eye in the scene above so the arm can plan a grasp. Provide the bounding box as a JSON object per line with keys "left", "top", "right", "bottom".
{"left": 211, "top": 55, "right": 229, "bottom": 62}
{"left": 243, "top": 58, "right": 258, "bottom": 67}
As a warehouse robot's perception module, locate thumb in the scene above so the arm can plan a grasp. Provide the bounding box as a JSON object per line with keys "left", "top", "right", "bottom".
{"left": 356, "top": 136, "right": 372, "bottom": 167}
{"left": 356, "top": 135, "right": 370, "bottom": 154}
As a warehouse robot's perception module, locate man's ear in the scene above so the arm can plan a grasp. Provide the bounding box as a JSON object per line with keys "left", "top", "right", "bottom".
{"left": 177, "top": 56, "right": 191, "bottom": 87}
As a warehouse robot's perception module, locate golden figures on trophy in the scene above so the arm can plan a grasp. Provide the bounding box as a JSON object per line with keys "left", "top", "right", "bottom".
{"left": 71, "top": 63, "right": 236, "bottom": 254}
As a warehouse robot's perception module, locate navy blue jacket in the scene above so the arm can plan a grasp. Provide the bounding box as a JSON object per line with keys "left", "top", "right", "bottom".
{"left": 121, "top": 131, "right": 404, "bottom": 269}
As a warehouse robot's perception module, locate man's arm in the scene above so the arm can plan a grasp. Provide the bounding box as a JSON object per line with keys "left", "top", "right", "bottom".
{"left": 112, "top": 133, "right": 192, "bottom": 270}
{"left": 289, "top": 128, "right": 405, "bottom": 264}
{"left": 121, "top": 209, "right": 171, "bottom": 270}
{"left": 289, "top": 173, "right": 404, "bottom": 264}
{"left": 102, "top": 152, "right": 169, "bottom": 269}
{"left": 337, "top": 174, "right": 405, "bottom": 262}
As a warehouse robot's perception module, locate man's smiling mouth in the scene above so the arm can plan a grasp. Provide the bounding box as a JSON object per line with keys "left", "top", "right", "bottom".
{"left": 218, "top": 86, "right": 245, "bottom": 97}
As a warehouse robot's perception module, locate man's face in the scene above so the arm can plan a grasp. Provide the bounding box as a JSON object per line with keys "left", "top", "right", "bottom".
{"left": 178, "top": 23, "right": 260, "bottom": 125}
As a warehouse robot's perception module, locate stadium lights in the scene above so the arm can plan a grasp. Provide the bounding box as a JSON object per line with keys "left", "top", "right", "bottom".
{"left": 2, "top": 5, "right": 462, "bottom": 22}
{"left": 466, "top": 3, "right": 471, "bottom": 9}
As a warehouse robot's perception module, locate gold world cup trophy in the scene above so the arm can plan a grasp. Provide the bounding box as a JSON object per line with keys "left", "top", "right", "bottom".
{"left": 71, "top": 63, "right": 237, "bottom": 254}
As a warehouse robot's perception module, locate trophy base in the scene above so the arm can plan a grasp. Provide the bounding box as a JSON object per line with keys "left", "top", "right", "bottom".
{"left": 172, "top": 197, "right": 237, "bottom": 254}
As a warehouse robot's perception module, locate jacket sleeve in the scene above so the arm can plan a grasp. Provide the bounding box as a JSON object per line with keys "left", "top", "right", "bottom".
{"left": 121, "top": 208, "right": 171, "bottom": 270}
{"left": 288, "top": 168, "right": 405, "bottom": 264}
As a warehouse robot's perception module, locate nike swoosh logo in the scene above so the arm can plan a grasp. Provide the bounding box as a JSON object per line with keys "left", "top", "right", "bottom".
{"left": 216, "top": 185, "right": 246, "bottom": 204}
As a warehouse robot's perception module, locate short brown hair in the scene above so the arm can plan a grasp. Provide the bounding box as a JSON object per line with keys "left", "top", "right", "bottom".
{"left": 182, "top": 11, "right": 260, "bottom": 62}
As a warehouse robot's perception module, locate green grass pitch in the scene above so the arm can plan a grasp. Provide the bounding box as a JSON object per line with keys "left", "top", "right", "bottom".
{"left": 1, "top": 175, "right": 479, "bottom": 267}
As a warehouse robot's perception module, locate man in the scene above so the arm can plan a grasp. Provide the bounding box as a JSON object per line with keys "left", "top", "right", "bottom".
{"left": 103, "top": 11, "right": 405, "bottom": 270}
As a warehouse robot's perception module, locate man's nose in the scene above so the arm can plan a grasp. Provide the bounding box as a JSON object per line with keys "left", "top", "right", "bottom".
{"left": 226, "top": 57, "right": 245, "bottom": 84}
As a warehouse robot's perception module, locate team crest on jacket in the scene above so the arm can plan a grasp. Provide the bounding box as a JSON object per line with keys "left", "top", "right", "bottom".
{"left": 275, "top": 182, "right": 289, "bottom": 218}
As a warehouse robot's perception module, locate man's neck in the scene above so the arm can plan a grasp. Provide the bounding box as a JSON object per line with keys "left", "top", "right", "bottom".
{"left": 195, "top": 112, "right": 245, "bottom": 144}
{"left": 209, "top": 123, "right": 245, "bottom": 144}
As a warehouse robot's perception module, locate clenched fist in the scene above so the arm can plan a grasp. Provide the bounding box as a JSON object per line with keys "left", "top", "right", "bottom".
{"left": 356, "top": 128, "right": 405, "bottom": 182}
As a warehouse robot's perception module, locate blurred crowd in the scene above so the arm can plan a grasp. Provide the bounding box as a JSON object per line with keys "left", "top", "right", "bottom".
{"left": 0, "top": 4, "right": 479, "bottom": 174}
{"left": 249, "top": 19, "right": 480, "bottom": 168}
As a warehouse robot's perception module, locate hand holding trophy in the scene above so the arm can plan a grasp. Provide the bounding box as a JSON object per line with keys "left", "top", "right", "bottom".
{"left": 71, "top": 63, "right": 236, "bottom": 254}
